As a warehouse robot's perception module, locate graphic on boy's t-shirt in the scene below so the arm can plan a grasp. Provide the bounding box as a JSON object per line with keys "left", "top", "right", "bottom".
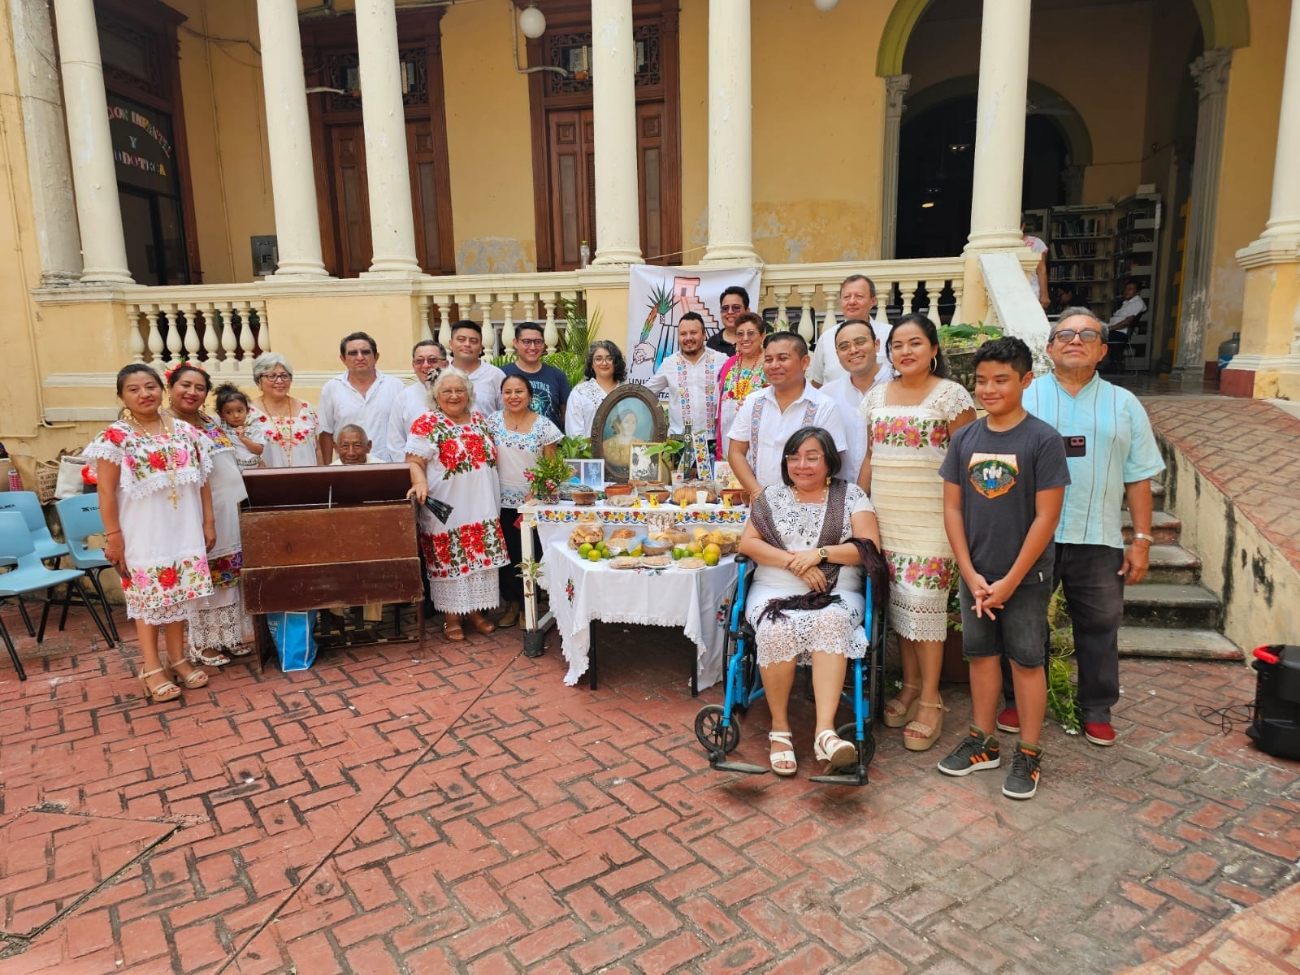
{"left": 968, "top": 452, "right": 1019, "bottom": 499}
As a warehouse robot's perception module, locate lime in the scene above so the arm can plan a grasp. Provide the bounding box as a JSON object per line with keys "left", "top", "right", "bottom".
{"left": 672, "top": 547, "right": 686, "bottom": 560}
{"left": 587, "top": 549, "right": 602, "bottom": 562}
{"left": 578, "top": 543, "right": 593, "bottom": 557}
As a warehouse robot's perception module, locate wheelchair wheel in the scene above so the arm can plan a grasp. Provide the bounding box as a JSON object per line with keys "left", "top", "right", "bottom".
{"left": 696, "top": 704, "right": 741, "bottom": 754}
{"left": 837, "top": 721, "right": 876, "bottom": 767}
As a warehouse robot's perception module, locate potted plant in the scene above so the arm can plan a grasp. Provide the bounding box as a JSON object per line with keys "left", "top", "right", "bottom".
{"left": 938, "top": 321, "right": 1002, "bottom": 393}
{"left": 524, "top": 453, "right": 576, "bottom": 505}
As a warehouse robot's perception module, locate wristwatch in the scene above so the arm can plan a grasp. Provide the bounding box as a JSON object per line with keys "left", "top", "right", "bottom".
{"left": 818, "top": 547, "right": 829, "bottom": 560}
{"left": 1132, "top": 532, "right": 1155, "bottom": 544}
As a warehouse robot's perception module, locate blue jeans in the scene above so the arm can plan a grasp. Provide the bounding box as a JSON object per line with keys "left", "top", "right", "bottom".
{"left": 1003, "top": 544, "right": 1124, "bottom": 724}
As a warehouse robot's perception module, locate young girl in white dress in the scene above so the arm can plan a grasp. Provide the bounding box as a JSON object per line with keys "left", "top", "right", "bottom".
{"left": 215, "top": 384, "right": 265, "bottom": 470}
{"left": 85, "top": 364, "right": 216, "bottom": 703}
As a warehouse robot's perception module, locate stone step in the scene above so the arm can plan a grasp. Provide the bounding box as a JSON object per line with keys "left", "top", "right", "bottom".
{"left": 1122, "top": 583, "right": 1222, "bottom": 629}
{"left": 1122, "top": 510, "right": 1181, "bottom": 545}
{"left": 1144, "top": 544, "right": 1202, "bottom": 585}
{"left": 1118, "top": 626, "right": 1243, "bottom": 661}
{"left": 1123, "top": 480, "right": 1166, "bottom": 514}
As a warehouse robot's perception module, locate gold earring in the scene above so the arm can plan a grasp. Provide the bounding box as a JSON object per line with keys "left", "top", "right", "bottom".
{"left": 825, "top": 476, "right": 831, "bottom": 486}
{"left": 930, "top": 356, "right": 938, "bottom": 372}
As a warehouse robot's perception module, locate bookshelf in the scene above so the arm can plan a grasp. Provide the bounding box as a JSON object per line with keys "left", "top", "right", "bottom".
{"left": 1112, "top": 193, "right": 1160, "bottom": 371}
{"left": 1047, "top": 204, "right": 1114, "bottom": 318}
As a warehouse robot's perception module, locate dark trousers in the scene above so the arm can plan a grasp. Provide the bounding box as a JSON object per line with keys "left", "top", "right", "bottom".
{"left": 500, "top": 507, "right": 525, "bottom": 604}
{"left": 1002, "top": 544, "right": 1125, "bottom": 724}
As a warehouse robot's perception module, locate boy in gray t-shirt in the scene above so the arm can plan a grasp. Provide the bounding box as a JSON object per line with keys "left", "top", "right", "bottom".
{"left": 937, "top": 337, "right": 1070, "bottom": 800}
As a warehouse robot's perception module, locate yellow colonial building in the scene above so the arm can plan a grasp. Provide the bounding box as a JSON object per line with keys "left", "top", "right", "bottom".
{"left": 1, "top": 0, "right": 1298, "bottom": 459}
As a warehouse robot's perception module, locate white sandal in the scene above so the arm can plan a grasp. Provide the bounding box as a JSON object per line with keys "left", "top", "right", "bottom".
{"left": 814, "top": 729, "right": 857, "bottom": 771}
{"left": 768, "top": 731, "right": 797, "bottom": 777}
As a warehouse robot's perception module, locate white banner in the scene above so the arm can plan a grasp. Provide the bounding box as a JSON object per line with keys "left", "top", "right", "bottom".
{"left": 624, "top": 264, "right": 763, "bottom": 386}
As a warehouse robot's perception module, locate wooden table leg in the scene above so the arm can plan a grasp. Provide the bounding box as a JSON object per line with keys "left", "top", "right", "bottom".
{"left": 254, "top": 614, "right": 273, "bottom": 675}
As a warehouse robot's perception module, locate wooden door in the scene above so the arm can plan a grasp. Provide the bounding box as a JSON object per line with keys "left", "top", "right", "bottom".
{"left": 408, "top": 118, "right": 450, "bottom": 275}
{"left": 637, "top": 102, "right": 667, "bottom": 263}
{"left": 328, "top": 124, "right": 372, "bottom": 277}
{"left": 547, "top": 108, "right": 596, "bottom": 269}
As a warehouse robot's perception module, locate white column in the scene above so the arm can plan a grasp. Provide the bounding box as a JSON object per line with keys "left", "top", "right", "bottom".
{"left": 1174, "top": 49, "right": 1233, "bottom": 373}
{"left": 590, "top": 0, "right": 643, "bottom": 265}
{"left": 52, "top": 0, "right": 132, "bottom": 284}
{"left": 10, "top": 0, "right": 82, "bottom": 285}
{"left": 1259, "top": 0, "right": 1300, "bottom": 245}
{"left": 964, "top": 0, "right": 1032, "bottom": 253}
{"left": 257, "top": 0, "right": 329, "bottom": 278}
{"left": 702, "top": 0, "right": 759, "bottom": 263}
{"left": 880, "top": 73, "right": 910, "bottom": 261}
{"left": 355, "top": 0, "right": 420, "bottom": 276}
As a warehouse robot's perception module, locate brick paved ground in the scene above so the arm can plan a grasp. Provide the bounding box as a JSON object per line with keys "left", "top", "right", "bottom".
{"left": 1143, "top": 396, "right": 1300, "bottom": 572}
{"left": 1, "top": 602, "right": 1298, "bottom": 975}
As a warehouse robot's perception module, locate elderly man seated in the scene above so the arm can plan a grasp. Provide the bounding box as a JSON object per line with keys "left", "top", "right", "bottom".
{"left": 329, "top": 423, "right": 381, "bottom": 466}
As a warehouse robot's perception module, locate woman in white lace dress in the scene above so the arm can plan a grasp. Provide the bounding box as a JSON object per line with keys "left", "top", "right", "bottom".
{"left": 164, "top": 363, "right": 254, "bottom": 667}
{"left": 858, "top": 314, "right": 976, "bottom": 752}
{"left": 564, "top": 340, "right": 625, "bottom": 439}
{"left": 86, "top": 365, "right": 216, "bottom": 704}
{"left": 738, "top": 427, "right": 884, "bottom": 777}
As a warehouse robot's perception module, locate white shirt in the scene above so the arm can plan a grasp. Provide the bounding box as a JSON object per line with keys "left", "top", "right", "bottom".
{"left": 821, "top": 366, "right": 891, "bottom": 485}
{"left": 458, "top": 360, "right": 505, "bottom": 416}
{"left": 1107, "top": 295, "right": 1147, "bottom": 332}
{"left": 727, "top": 381, "right": 848, "bottom": 489}
{"left": 387, "top": 381, "right": 433, "bottom": 462}
{"left": 317, "top": 369, "right": 406, "bottom": 463}
{"left": 807, "top": 318, "right": 891, "bottom": 387}
{"left": 329, "top": 454, "right": 382, "bottom": 465}
{"left": 644, "top": 349, "right": 727, "bottom": 437}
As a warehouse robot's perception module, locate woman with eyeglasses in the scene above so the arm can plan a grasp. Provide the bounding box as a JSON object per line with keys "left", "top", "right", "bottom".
{"left": 857, "top": 313, "right": 976, "bottom": 752}
{"left": 249, "top": 353, "right": 323, "bottom": 467}
{"left": 565, "top": 340, "right": 626, "bottom": 439}
{"left": 716, "top": 312, "right": 769, "bottom": 460}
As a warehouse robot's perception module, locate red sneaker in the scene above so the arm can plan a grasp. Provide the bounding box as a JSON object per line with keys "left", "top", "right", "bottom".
{"left": 996, "top": 707, "right": 1020, "bottom": 734}
{"left": 1083, "top": 722, "right": 1116, "bottom": 746}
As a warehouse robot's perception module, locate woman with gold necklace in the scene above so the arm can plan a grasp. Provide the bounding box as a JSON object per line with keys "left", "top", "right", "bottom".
{"left": 716, "top": 312, "right": 769, "bottom": 460}
{"left": 166, "top": 362, "right": 254, "bottom": 667}
{"left": 248, "top": 352, "right": 323, "bottom": 467}
{"left": 85, "top": 364, "right": 217, "bottom": 703}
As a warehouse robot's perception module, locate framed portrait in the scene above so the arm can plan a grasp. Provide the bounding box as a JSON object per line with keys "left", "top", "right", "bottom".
{"left": 565, "top": 459, "right": 605, "bottom": 488}
{"left": 591, "top": 384, "right": 668, "bottom": 483}
{"left": 628, "top": 442, "right": 670, "bottom": 483}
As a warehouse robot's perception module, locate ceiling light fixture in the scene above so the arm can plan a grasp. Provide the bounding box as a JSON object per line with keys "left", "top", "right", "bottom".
{"left": 519, "top": 3, "right": 546, "bottom": 40}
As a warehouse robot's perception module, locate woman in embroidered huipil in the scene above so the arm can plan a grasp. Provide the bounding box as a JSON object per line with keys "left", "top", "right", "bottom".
{"left": 565, "top": 340, "right": 625, "bottom": 439}
{"left": 165, "top": 363, "right": 254, "bottom": 668}
{"left": 717, "top": 312, "right": 768, "bottom": 459}
{"left": 86, "top": 365, "right": 216, "bottom": 704}
{"left": 405, "top": 369, "right": 510, "bottom": 642}
{"left": 248, "top": 353, "right": 322, "bottom": 467}
{"left": 858, "top": 314, "right": 976, "bottom": 752}
{"left": 488, "top": 374, "right": 563, "bottom": 628}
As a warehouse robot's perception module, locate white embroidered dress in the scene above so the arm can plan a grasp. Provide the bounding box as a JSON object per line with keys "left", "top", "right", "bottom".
{"left": 745, "top": 483, "right": 874, "bottom": 668}
{"left": 187, "top": 418, "right": 253, "bottom": 653}
{"left": 564, "top": 379, "right": 613, "bottom": 439}
{"left": 858, "top": 379, "right": 974, "bottom": 640}
{"left": 249, "top": 399, "right": 319, "bottom": 467}
{"left": 84, "top": 419, "right": 215, "bottom": 626}
{"left": 487, "top": 411, "right": 564, "bottom": 507}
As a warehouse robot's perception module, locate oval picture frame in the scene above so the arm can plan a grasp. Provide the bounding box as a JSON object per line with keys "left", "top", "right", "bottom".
{"left": 591, "top": 384, "right": 668, "bottom": 484}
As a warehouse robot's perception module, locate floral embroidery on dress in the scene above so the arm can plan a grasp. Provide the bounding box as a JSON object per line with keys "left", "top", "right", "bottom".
{"left": 84, "top": 420, "right": 213, "bottom": 502}
{"left": 888, "top": 552, "right": 953, "bottom": 591}
{"left": 486, "top": 412, "right": 564, "bottom": 507}
{"left": 409, "top": 411, "right": 498, "bottom": 479}
{"left": 677, "top": 353, "right": 720, "bottom": 437}
{"left": 208, "top": 551, "right": 243, "bottom": 589}
{"left": 417, "top": 516, "right": 509, "bottom": 580}
{"left": 871, "top": 415, "right": 951, "bottom": 450}
{"left": 721, "top": 363, "right": 765, "bottom": 407}
{"left": 123, "top": 555, "right": 213, "bottom": 619}
{"left": 251, "top": 402, "right": 317, "bottom": 452}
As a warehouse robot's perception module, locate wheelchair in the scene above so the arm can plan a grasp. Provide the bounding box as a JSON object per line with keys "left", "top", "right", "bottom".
{"left": 694, "top": 554, "right": 886, "bottom": 786}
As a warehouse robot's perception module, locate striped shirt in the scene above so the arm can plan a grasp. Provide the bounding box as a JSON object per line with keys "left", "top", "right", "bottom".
{"left": 1024, "top": 372, "right": 1165, "bottom": 549}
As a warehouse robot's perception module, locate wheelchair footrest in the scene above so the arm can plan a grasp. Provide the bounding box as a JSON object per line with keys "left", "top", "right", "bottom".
{"left": 709, "top": 755, "right": 769, "bottom": 775}
{"left": 809, "top": 766, "right": 868, "bottom": 787}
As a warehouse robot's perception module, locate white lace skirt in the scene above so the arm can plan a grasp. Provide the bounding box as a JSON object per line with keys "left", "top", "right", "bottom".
{"left": 429, "top": 568, "right": 500, "bottom": 615}
{"left": 747, "top": 590, "right": 868, "bottom": 668}
{"left": 189, "top": 588, "right": 252, "bottom": 652}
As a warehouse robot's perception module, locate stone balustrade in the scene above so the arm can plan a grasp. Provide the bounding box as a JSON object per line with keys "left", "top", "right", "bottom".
{"left": 125, "top": 288, "right": 270, "bottom": 375}
{"left": 412, "top": 272, "right": 583, "bottom": 356}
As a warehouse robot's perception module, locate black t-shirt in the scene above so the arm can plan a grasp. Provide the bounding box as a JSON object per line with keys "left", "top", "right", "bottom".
{"left": 706, "top": 331, "right": 736, "bottom": 357}
{"left": 939, "top": 413, "right": 1071, "bottom": 582}
{"left": 502, "top": 361, "right": 570, "bottom": 428}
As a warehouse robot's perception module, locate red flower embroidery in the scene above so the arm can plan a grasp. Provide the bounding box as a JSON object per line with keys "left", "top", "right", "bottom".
{"left": 120, "top": 574, "right": 132, "bottom": 590}
{"left": 410, "top": 413, "right": 437, "bottom": 437}
{"left": 105, "top": 426, "right": 126, "bottom": 446}
{"left": 147, "top": 451, "right": 167, "bottom": 471}
{"left": 157, "top": 566, "right": 179, "bottom": 590}
{"left": 438, "top": 440, "right": 461, "bottom": 469}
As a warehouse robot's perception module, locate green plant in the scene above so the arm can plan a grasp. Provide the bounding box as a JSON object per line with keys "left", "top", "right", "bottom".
{"left": 556, "top": 435, "right": 591, "bottom": 460}
{"left": 542, "top": 299, "right": 601, "bottom": 388}
{"left": 490, "top": 353, "right": 514, "bottom": 369}
{"left": 524, "top": 453, "right": 576, "bottom": 499}
{"left": 641, "top": 439, "right": 687, "bottom": 462}
{"left": 1046, "top": 584, "right": 1081, "bottom": 732}
{"left": 938, "top": 321, "right": 1002, "bottom": 349}
{"left": 947, "top": 581, "right": 963, "bottom": 633}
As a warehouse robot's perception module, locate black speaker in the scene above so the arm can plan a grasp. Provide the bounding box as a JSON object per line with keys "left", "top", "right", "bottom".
{"left": 1247, "top": 645, "right": 1300, "bottom": 761}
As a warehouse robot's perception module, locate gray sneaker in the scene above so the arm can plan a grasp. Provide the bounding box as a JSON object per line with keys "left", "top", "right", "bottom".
{"left": 1002, "top": 742, "right": 1043, "bottom": 800}
{"left": 937, "top": 726, "right": 1000, "bottom": 776}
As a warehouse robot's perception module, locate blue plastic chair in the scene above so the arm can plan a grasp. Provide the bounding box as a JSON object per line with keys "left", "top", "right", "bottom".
{"left": 0, "top": 491, "right": 70, "bottom": 563}
{"left": 54, "top": 495, "right": 121, "bottom": 645}
{"left": 0, "top": 512, "right": 114, "bottom": 681}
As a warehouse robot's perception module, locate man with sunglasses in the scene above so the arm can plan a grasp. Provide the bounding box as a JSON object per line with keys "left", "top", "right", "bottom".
{"left": 318, "top": 331, "right": 406, "bottom": 464}
{"left": 997, "top": 308, "right": 1164, "bottom": 749}
{"left": 386, "top": 339, "right": 448, "bottom": 463}
{"left": 706, "top": 286, "right": 750, "bottom": 357}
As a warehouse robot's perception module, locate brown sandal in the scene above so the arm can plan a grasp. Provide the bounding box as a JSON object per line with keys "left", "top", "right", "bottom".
{"left": 165, "top": 657, "right": 209, "bottom": 689}
{"left": 467, "top": 610, "right": 496, "bottom": 635}
{"left": 883, "top": 682, "right": 920, "bottom": 728}
{"left": 903, "top": 699, "right": 949, "bottom": 752}
{"left": 443, "top": 616, "right": 465, "bottom": 641}
{"left": 138, "top": 666, "right": 181, "bottom": 703}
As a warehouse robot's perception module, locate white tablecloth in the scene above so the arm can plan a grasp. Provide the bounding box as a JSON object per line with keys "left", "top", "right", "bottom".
{"left": 547, "top": 542, "right": 739, "bottom": 691}
{"left": 529, "top": 500, "right": 749, "bottom": 557}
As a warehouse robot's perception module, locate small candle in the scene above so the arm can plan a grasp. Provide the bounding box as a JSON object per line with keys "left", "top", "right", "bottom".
{"left": 696, "top": 490, "right": 708, "bottom": 506}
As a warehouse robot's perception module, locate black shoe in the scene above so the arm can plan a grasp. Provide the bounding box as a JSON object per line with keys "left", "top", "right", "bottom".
{"left": 937, "top": 726, "right": 1000, "bottom": 777}
{"left": 1002, "top": 742, "right": 1043, "bottom": 800}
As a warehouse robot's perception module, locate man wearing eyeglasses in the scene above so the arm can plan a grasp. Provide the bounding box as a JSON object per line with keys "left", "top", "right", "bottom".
{"left": 386, "top": 339, "right": 448, "bottom": 463}
{"left": 818, "top": 320, "right": 891, "bottom": 488}
{"left": 318, "top": 331, "right": 406, "bottom": 464}
{"left": 503, "top": 321, "right": 569, "bottom": 427}
{"left": 996, "top": 308, "right": 1164, "bottom": 749}
{"left": 706, "top": 286, "right": 750, "bottom": 357}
